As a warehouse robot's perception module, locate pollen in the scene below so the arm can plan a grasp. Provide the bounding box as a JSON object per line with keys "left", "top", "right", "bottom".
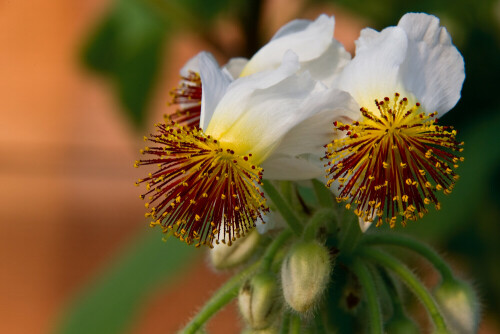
{"left": 136, "top": 122, "right": 268, "bottom": 247}
{"left": 165, "top": 71, "right": 202, "bottom": 128}
{"left": 325, "top": 93, "right": 463, "bottom": 227}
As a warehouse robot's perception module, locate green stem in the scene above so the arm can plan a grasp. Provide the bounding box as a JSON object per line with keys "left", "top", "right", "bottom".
{"left": 262, "top": 180, "right": 303, "bottom": 235}
{"left": 359, "top": 248, "right": 449, "bottom": 333}
{"left": 362, "top": 233, "right": 454, "bottom": 281}
{"left": 280, "top": 312, "right": 291, "bottom": 334}
{"left": 352, "top": 259, "right": 383, "bottom": 334}
{"left": 280, "top": 181, "right": 294, "bottom": 204}
{"left": 384, "top": 270, "right": 407, "bottom": 317}
{"left": 312, "top": 179, "right": 335, "bottom": 208}
{"left": 303, "top": 208, "right": 336, "bottom": 241}
{"left": 338, "top": 217, "right": 362, "bottom": 255}
{"left": 261, "top": 229, "right": 293, "bottom": 271}
{"left": 290, "top": 314, "right": 301, "bottom": 334}
{"left": 314, "top": 310, "right": 328, "bottom": 334}
{"left": 181, "top": 260, "right": 261, "bottom": 334}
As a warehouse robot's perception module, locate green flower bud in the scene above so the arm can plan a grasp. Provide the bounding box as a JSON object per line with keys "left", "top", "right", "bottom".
{"left": 238, "top": 272, "right": 281, "bottom": 329}
{"left": 433, "top": 278, "right": 480, "bottom": 334}
{"left": 210, "top": 229, "right": 260, "bottom": 270}
{"left": 281, "top": 240, "right": 332, "bottom": 313}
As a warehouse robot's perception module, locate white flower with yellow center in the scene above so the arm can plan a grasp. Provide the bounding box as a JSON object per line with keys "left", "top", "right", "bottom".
{"left": 167, "top": 14, "right": 350, "bottom": 128}
{"left": 325, "top": 13, "right": 465, "bottom": 231}
{"left": 137, "top": 51, "right": 355, "bottom": 247}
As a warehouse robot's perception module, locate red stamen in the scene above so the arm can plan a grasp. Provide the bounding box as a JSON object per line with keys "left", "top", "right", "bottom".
{"left": 135, "top": 123, "right": 268, "bottom": 247}
{"left": 166, "top": 71, "right": 202, "bottom": 128}
{"left": 325, "top": 93, "right": 463, "bottom": 227}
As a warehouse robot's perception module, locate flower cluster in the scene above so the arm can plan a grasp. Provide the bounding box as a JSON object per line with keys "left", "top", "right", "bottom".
{"left": 136, "top": 13, "right": 465, "bottom": 247}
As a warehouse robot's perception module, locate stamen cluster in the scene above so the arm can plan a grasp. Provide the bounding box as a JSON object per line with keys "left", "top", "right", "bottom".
{"left": 135, "top": 123, "right": 268, "bottom": 247}
{"left": 326, "top": 93, "right": 464, "bottom": 227}
{"left": 166, "top": 71, "right": 202, "bottom": 128}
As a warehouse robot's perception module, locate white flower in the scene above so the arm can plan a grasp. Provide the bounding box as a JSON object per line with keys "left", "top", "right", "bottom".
{"left": 166, "top": 51, "right": 234, "bottom": 128}
{"left": 334, "top": 13, "right": 464, "bottom": 117}
{"left": 238, "top": 14, "right": 351, "bottom": 86}
{"left": 168, "top": 14, "right": 350, "bottom": 129}
{"left": 202, "top": 51, "right": 356, "bottom": 179}
{"left": 137, "top": 51, "right": 354, "bottom": 246}
{"left": 325, "top": 13, "right": 465, "bottom": 231}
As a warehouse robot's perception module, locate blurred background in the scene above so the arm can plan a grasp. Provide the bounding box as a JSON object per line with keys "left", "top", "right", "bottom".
{"left": 1, "top": 0, "right": 499, "bottom": 333}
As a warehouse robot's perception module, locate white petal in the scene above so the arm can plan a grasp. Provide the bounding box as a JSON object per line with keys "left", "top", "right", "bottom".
{"left": 256, "top": 210, "right": 287, "bottom": 234}
{"left": 222, "top": 57, "right": 248, "bottom": 79}
{"left": 205, "top": 51, "right": 302, "bottom": 160}
{"left": 179, "top": 52, "right": 204, "bottom": 76}
{"left": 300, "top": 40, "right": 351, "bottom": 87}
{"left": 270, "top": 19, "right": 313, "bottom": 41}
{"left": 272, "top": 89, "right": 359, "bottom": 158}
{"left": 239, "top": 15, "right": 334, "bottom": 77}
{"left": 262, "top": 154, "right": 325, "bottom": 180}
{"left": 198, "top": 52, "right": 232, "bottom": 130}
{"left": 218, "top": 70, "right": 317, "bottom": 163}
{"left": 358, "top": 218, "right": 372, "bottom": 233}
{"left": 397, "top": 13, "right": 465, "bottom": 116}
{"left": 335, "top": 27, "right": 409, "bottom": 109}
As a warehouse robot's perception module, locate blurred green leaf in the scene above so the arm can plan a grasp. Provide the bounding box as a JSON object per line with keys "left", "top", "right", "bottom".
{"left": 180, "top": 0, "right": 233, "bottom": 22}
{"left": 82, "top": 0, "right": 167, "bottom": 127}
{"left": 56, "top": 229, "right": 197, "bottom": 334}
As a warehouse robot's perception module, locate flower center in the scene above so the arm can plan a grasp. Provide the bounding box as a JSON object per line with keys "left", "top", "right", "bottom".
{"left": 135, "top": 122, "right": 268, "bottom": 247}
{"left": 166, "top": 71, "right": 202, "bottom": 128}
{"left": 325, "top": 93, "right": 464, "bottom": 227}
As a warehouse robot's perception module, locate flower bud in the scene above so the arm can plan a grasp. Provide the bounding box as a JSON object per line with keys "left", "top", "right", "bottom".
{"left": 238, "top": 272, "right": 281, "bottom": 329}
{"left": 281, "top": 240, "right": 332, "bottom": 313}
{"left": 433, "top": 278, "right": 480, "bottom": 334}
{"left": 210, "top": 229, "right": 260, "bottom": 270}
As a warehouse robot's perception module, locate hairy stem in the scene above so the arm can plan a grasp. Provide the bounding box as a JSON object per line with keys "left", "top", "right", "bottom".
{"left": 359, "top": 248, "right": 449, "bottom": 333}
{"left": 181, "top": 260, "right": 261, "bottom": 334}
{"left": 312, "top": 179, "right": 335, "bottom": 208}
{"left": 362, "top": 233, "right": 454, "bottom": 281}
{"left": 261, "top": 229, "right": 293, "bottom": 271}
{"left": 262, "top": 180, "right": 303, "bottom": 235}
{"left": 290, "top": 313, "right": 301, "bottom": 334}
{"left": 303, "top": 208, "right": 336, "bottom": 241}
{"left": 352, "top": 259, "right": 383, "bottom": 334}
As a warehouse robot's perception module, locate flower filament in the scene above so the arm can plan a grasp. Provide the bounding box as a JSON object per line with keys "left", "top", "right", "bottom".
{"left": 135, "top": 123, "right": 268, "bottom": 247}
{"left": 326, "top": 93, "right": 464, "bottom": 227}
{"left": 166, "top": 71, "right": 202, "bottom": 128}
